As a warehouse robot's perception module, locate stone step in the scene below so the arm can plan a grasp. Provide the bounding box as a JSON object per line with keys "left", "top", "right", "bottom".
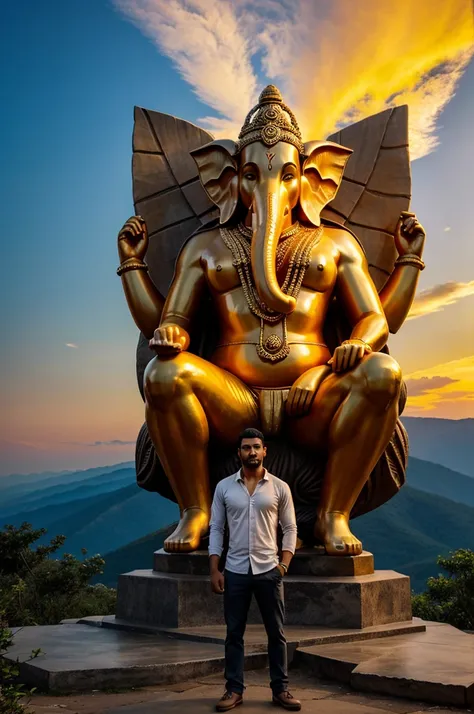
{"left": 80, "top": 615, "right": 425, "bottom": 649}
{"left": 2, "top": 623, "right": 266, "bottom": 693}
{"left": 153, "top": 548, "right": 375, "bottom": 577}
{"left": 116, "top": 568, "right": 412, "bottom": 628}
{"left": 295, "top": 622, "right": 474, "bottom": 709}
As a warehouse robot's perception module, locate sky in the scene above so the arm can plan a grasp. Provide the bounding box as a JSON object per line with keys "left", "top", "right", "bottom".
{"left": 1, "top": 0, "right": 473, "bottom": 476}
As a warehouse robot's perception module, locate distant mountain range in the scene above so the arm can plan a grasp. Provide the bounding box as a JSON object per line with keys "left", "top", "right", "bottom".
{"left": 355, "top": 485, "right": 474, "bottom": 591}
{"left": 0, "top": 464, "right": 178, "bottom": 559}
{"left": 0, "top": 461, "right": 134, "bottom": 502}
{"left": 1, "top": 417, "right": 473, "bottom": 594}
{"left": 401, "top": 417, "right": 474, "bottom": 477}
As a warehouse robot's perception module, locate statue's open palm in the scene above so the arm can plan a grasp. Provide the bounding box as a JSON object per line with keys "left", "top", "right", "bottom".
{"left": 118, "top": 215, "right": 148, "bottom": 263}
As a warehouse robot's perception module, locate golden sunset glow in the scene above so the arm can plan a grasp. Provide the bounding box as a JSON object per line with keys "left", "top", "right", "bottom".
{"left": 117, "top": 0, "right": 474, "bottom": 158}
{"left": 405, "top": 355, "right": 474, "bottom": 418}
{"left": 282, "top": 0, "right": 474, "bottom": 158}
{"left": 408, "top": 281, "right": 474, "bottom": 320}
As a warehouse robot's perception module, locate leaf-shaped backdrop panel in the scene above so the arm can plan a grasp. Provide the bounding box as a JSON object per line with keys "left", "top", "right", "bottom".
{"left": 321, "top": 106, "right": 411, "bottom": 291}
{"left": 132, "top": 107, "right": 219, "bottom": 297}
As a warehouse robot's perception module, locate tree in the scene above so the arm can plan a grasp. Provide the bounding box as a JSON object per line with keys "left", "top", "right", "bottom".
{"left": 412, "top": 548, "right": 474, "bottom": 630}
{"left": 0, "top": 523, "right": 116, "bottom": 627}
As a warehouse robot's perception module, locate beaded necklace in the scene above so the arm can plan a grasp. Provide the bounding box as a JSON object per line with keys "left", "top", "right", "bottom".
{"left": 220, "top": 222, "right": 322, "bottom": 362}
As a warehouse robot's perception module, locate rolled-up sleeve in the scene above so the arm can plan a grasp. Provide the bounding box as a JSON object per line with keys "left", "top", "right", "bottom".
{"left": 279, "top": 482, "right": 297, "bottom": 554}
{"left": 209, "top": 482, "right": 226, "bottom": 557}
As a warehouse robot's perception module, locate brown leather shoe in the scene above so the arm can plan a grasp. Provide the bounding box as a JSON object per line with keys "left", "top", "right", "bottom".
{"left": 272, "top": 690, "right": 302, "bottom": 710}
{"left": 216, "top": 690, "right": 243, "bottom": 712}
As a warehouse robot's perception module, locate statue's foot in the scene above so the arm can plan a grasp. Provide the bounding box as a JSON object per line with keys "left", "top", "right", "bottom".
{"left": 314, "top": 511, "right": 362, "bottom": 556}
{"left": 164, "top": 507, "right": 209, "bottom": 553}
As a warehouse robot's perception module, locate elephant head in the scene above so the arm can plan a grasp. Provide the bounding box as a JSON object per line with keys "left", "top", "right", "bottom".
{"left": 191, "top": 85, "right": 352, "bottom": 315}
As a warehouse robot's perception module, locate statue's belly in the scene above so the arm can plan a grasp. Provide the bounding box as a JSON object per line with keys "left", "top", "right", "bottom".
{"left": 211, "top": 343, "right": 331, "bottom": 388}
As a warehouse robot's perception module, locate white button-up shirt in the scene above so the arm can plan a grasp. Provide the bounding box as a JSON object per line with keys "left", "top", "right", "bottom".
{"left": 208, "top": 469, "right": 297, "bottom": 575}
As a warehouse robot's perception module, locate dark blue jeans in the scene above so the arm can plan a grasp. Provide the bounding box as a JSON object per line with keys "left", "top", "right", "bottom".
{"left": 223, "top": 566, "right": 288, "bottom": 695}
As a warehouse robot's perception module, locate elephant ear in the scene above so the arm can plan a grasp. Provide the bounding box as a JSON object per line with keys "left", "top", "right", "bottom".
{"left": 300, "top": 141, "right": 353, "bottom": 227}
{"left": 190, "top": 140, "right": 239, "bottom": 225}
{"left": 132, "top": 106, "right": 219, "bottom": 297}
{"left": 321, "top": 105, "right": 411, "bottom": 291}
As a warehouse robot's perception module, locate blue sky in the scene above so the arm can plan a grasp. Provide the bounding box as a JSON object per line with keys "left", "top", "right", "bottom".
{"left": 1, "top": 1, "right": 473, "bottom": 475}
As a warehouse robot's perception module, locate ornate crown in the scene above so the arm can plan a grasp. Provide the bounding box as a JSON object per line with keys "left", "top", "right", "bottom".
{"left": 236, "top": 85, "right": 304, "bottom": 154}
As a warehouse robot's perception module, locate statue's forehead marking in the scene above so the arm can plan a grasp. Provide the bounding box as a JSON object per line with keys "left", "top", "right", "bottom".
{"left": 266, "top": 151, "right": 276, "bottom": 171}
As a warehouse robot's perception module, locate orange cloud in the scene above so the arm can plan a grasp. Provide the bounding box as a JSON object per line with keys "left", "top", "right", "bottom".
{"left": 265, "top": 0, "right": 474, "bottom": 158}
{"left": 408, "top": 281, "right": 474, "bottom": 319}
{"left": 115, "top": 0, "right": 474, "bottom": 158}
{"left": 404, "top": 376, "right": 458, "bottom": 396}
{"left": 404, "top": 355, "right": 474, "bottom": 418}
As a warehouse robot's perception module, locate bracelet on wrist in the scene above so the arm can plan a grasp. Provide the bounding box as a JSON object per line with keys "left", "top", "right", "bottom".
{"left": 342, "top": 338, "right": 372, "bottom": 352}
{"left": 278, "top": 562, "right": 288, "bottom": 573}
{"left": 117, "top": 258, "right": 149, "bottom": 276}
{"left": 395, "top": 254, "right": 425, "bottom": 271}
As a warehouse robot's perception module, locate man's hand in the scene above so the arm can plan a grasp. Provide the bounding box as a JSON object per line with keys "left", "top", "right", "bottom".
{"left": 211, "top": 571, "right": 225, "bottom": 594}
{"left": 328, "top": 339, "right": 372, "bottom": 373}
{"left": 395, "top": 211, "right": 425, "bottom": 258}
{"left": 276, "top": 564, "right": 286, "bottom": 577}
{"left": 118, "top": 215, "right": 148, "bottom": 263}
{"left": 149, "top": 324, "right": 190, "bottom": 355}
{"left": 286, "top": 365, "right": 331, "bottom": 417}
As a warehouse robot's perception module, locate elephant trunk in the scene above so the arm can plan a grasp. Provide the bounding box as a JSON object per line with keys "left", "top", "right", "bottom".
{"left": 251, "top": 188, "right": 296, "bottom": 315}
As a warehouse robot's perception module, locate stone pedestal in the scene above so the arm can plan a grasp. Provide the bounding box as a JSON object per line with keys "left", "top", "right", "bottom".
{"left": 116, "top": 549, "right": 413, "bottom": 630}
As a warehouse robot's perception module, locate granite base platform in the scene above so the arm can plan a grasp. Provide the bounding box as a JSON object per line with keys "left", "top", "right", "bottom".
{"left": 295, "top": 622, "right": 474, "bottom": 709}
{"left": 4, "top": 620, "right": 472, "bottom": 708}
{"left": 116, "top": 549, "right": 412, "bottom": 629}
{"left": 2, "top": 623, "right": 266, "bottom": 693}
{"left": 81, "top": 615, "right": 426, "bottom": 647}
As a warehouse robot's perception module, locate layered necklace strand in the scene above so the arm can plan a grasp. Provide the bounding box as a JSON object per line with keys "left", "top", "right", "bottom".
{"left": 220, "top": 222, "right": 322, "bottom": 362}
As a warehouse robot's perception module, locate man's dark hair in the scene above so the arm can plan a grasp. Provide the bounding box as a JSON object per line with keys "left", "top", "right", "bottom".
{"left": 238, "top": 428, "right": 265, "bottom": 448}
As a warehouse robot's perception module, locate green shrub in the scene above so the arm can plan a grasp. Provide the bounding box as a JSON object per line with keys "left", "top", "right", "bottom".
{"left": 0, "top": 612, "right": 39, "bottom": 714}
{"left": 412, "top": 548, "right": 474, "bottom": 630}
{"left": 0, "top": 523, "right": 116, "bottom": 627}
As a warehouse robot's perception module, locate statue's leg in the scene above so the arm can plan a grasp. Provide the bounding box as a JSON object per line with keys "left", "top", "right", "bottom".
{"left": 144, "top": 352, "right": 259, "bottom": 552}
{"left": 289, "top": 352, "right": 402, "bottom": 556}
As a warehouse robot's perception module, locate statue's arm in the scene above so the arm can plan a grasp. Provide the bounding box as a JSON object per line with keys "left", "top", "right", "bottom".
{"left": 335, "top": 230, "right": 389, "bottom": 353}
{"left": 379, "top": 213, "right": 426, "bottom": 333}
{"left": 379, "top": 266, "right": 421, "bottom": 334}
{"left": 159, "top": 233, "right": 208, "bottom": 332}
{"left": 117, "top": 216, "right": 164, "bottom": 339}
{"left": 120, "top": 271, "right": 164, "bottom": 340}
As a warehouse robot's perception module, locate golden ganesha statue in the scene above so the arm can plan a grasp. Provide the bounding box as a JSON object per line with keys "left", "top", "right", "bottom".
{"left": 117, "top": 86, "right": 425, "bottom": 556}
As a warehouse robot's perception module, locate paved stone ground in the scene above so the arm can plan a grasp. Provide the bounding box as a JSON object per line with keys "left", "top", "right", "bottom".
{"left": 25, "top": 668, "right": 471, "bottom": 714}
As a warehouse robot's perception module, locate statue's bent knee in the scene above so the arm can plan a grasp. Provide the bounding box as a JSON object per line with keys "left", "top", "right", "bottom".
{"left": 144, "top": 353, "right": 193, "bottom": 404}
{"left": 359, "top": 352, "right": 402, "bottom": 406}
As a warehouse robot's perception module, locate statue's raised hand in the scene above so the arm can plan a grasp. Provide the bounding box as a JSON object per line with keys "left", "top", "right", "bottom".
{"left": 149, "top": 324, "right": 190, "bottom": 355}
{"left": 395, "top": 211, "right": 425, "bottom": 258}
{"left": 118, "top": 215, "right": 148, "bottom": 262}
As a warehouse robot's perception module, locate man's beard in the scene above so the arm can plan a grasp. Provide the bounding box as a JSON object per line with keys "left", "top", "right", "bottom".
{"left": 241, "top": 456, "right": 262, "bottom": 470}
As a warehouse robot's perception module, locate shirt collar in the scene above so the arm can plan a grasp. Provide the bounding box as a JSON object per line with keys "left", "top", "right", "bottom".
{"left": 234, "top": 468, "right": 269, "bottom": 482}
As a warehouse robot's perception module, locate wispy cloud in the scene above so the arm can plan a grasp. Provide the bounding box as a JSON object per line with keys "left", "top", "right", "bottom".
{"left": 114, "top": 0, "right": 258, "bottom": 135}
{"left": 90, "top": 440, "right": 136, "bottom": 447}
{"left": 65, "top": 439, "right": 136, "bottom": 447}
{"left": 444, "top": 226, "right": 452, "bottom": 232}
{"left": 404, "top": 355, "right": 474, "bottom": 418}
{"left": 405, "top": 376, "right": 458, "bottom": 397}
{"left": 65, "top": 342, "right": 79, "bottom": 349}
{"left": 408, "top": 280, "right": 474, "bottom": 320}
{"left": 114, "top": 0, "right": 474, "bottom": 158}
